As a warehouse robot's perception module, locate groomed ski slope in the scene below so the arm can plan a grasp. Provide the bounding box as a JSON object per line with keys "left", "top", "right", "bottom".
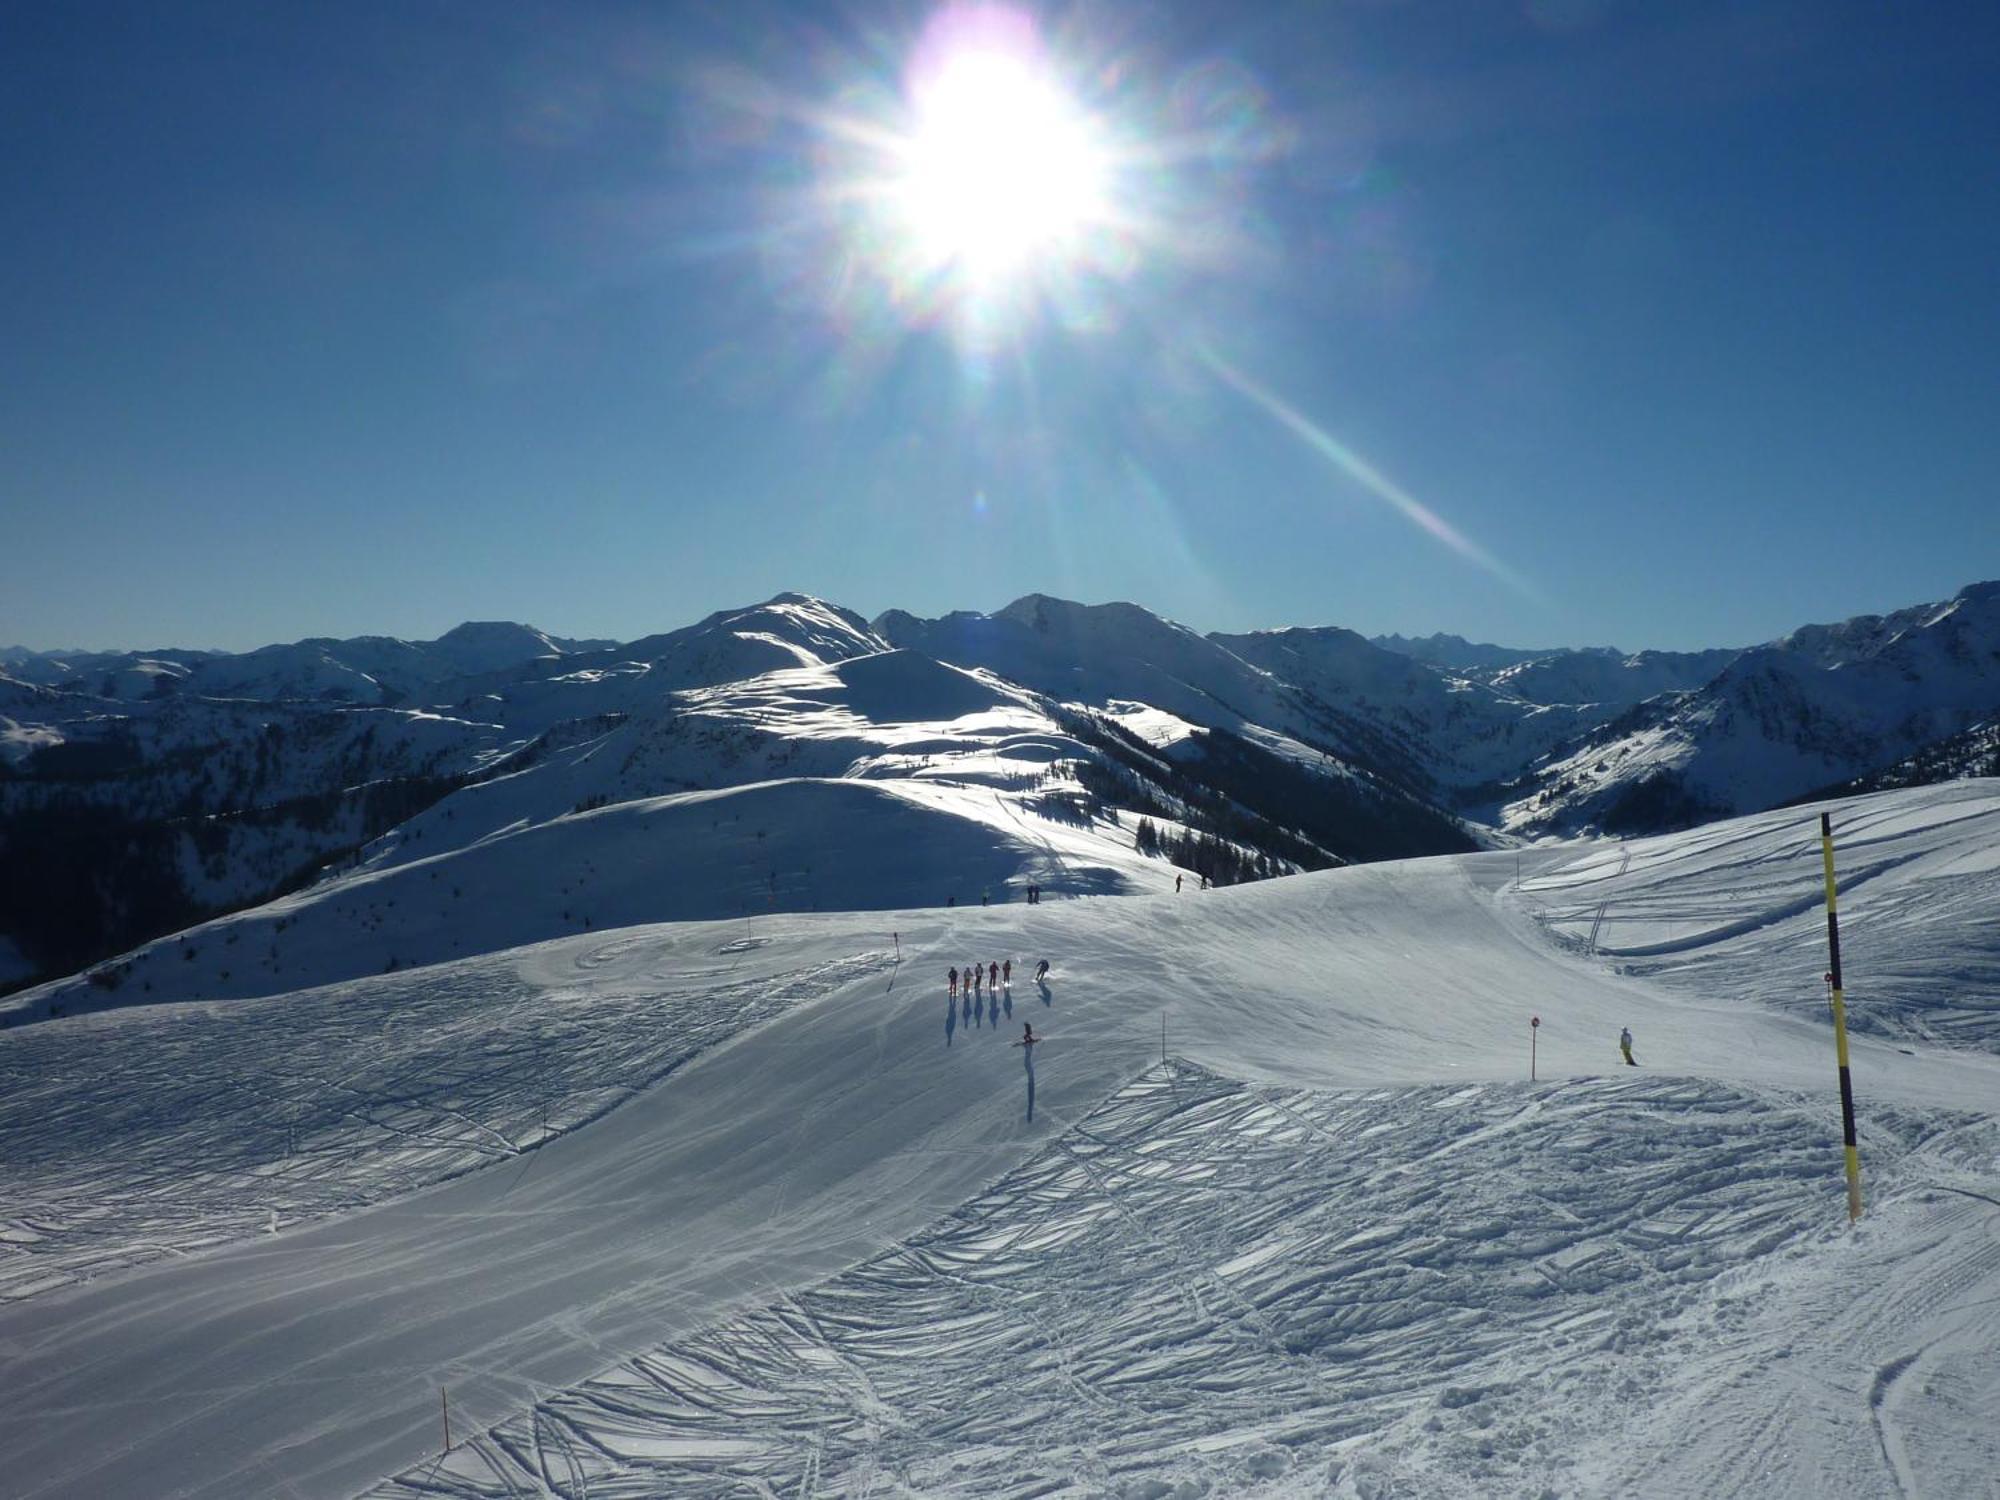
{"left": 0, "top": 783, "right": 1996, "bottom": 1498}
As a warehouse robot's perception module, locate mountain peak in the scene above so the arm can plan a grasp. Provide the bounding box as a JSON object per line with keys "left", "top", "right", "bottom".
{"left": 435, "top": 620, "right": 555, "bottom": 646}
{"left": 428, "top": 621, "right": 564, "bottom": 676}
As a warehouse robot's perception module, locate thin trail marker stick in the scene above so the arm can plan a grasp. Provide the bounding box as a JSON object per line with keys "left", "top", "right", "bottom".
{"left": 1819, "top": 812, "right": 1864, "bottom": 1223}
{"left": 1530, "top": 1015, "right": 1540, "bottom": 1081}
{"left": 441, "top": 1385, "right": 451, "bottom": 1455}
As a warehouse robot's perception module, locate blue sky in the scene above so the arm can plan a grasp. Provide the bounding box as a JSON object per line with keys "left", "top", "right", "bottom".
{"left": 4, "top": 0, "right": 1996, "bottom": 654}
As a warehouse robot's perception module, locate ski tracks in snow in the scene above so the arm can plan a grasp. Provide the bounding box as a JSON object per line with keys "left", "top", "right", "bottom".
{"left": 364, "top": 1064, "right": 1933, "bottom": 1500}
{"left": 0, "top": 947, "right": 889, "bottom": 1304}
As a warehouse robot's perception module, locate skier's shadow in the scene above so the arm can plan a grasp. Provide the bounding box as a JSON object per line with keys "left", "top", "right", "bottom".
{"left": 1037, "top": 978, "right": 1052, "bottom": 1007}
{"left": 945, "top": 995, "right": 956, "bottom": 1047}
{"left": 1024, "top": 1045, "right": 1036, "bottom": 1122}
{"left": 1003, "top": 988, "right": 1012, "bottom": 1020}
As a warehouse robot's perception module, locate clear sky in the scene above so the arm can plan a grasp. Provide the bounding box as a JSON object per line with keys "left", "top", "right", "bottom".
{"left": 4, "top": 0, "right": 1997, "bottom": 654}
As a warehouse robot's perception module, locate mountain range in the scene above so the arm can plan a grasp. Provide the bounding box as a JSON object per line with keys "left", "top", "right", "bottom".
{"left": 4, "top": 580, "right": 1996, "bottom": 1003}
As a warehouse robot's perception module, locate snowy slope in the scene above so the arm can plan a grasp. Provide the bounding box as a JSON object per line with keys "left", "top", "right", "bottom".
{"left": 1514, "top": 778, "right": 2000, "bottom": 1050}
{"left": 2, "top": 775, "right": 1168, "bottom": 1019}
{"left": 1, "top": 782, "right": 1995, "bottom": 1499}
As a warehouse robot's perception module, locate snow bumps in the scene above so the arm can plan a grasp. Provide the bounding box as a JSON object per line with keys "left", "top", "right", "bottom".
{"left": 367, "top": 1064, "right": 1874, "bottom": 1499}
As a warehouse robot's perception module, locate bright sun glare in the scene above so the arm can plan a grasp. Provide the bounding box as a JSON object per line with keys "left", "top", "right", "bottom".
{"left": 892, "top": 47, "right": 1110, "bottom": 283}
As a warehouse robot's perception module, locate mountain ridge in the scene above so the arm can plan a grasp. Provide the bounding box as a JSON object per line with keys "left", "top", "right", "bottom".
{"left": 5, "top": 581, "right": 1995, "bottom": 1003}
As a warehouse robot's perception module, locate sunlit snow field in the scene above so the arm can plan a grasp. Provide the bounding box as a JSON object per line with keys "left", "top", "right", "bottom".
{"left": 1, "top": 782, "right": 1996, "bottom": 1498}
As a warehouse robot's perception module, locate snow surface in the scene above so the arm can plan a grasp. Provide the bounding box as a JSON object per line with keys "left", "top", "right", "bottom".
{"left": 1, "top": 783, "right": 1996, "bottom": 1498}
{"left": 1516, "top": 779, "right": 2000, "bottom": 1051}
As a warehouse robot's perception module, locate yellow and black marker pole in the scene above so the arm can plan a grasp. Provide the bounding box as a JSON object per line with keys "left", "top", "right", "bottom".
{"left": 1818, "top": 811, "right": 1863, "bottom": 1223}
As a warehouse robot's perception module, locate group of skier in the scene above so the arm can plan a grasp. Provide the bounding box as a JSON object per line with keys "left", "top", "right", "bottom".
{"left": 948, "top": 957, "right": 1051, "bottom": 998}
{"left": 947, "top": 957, "right": 1054, "bottom": 998}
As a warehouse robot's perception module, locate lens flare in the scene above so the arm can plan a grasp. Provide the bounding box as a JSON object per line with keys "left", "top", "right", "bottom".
{"left": 1196, "top": 343, "right": 1541, "bottom": 600}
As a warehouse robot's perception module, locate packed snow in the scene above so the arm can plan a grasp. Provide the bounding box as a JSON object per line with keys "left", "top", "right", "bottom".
{"left": 0, "top": 782, "right": 1996, "bottom": 1499}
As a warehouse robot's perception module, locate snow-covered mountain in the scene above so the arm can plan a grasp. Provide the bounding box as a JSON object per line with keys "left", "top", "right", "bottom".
{"left": 1210, "top": 622, "right": 1602, "bottom": 788}
{"left": 0, "top": 621, "right": 613, "bottom": 707}
{"left": 1483, "top": 644, "right": 1742, "bottom": 708}
{"left": 7, "top": 630, "right": 1473, "bottom": 1017}
{"left": 1369, "top": 629, "right": 1557, "bottom": 673}
{"left": 875, "top": 594, "right": 1461, "bottom": 798}
{"left": 1510, "top": 581, "right": 2000, "bottom": 833}
{"left": 1370, "top": 630, "right": 1741, "bottom": 709}
{"left": 7, "top": 580, "right": 1999, "bottom": 998}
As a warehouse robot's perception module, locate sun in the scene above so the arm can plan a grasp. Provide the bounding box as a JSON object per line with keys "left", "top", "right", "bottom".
{"left": 773, "top": 2, "right": 1187, "bottom": 345}
{"left": 890, "top": 43, "right": 1111, "bottom": 285}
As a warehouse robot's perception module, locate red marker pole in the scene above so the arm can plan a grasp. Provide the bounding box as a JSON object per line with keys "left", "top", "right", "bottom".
{"left": 1530, "top": 1015, "right": 1540, "bottom": 1081}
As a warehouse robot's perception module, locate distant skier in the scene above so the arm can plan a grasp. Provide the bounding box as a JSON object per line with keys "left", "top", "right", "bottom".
{"left": 1620, "top": 1026, "right": 1638, "bottom": 1066}
{"left": 988, "top": 961, "right": 998, "bottom": 989}
{"left": 948, "top": 966, "right": 958, "bottom": 998}
{"left": 1034, "top": 958, "right": 1050, "bottom": 981}
{"left": 1176, "top": 873, "right": 1183, "bottom": 893}
{"left": 1017, "top": 1023, "right": 1039, "bottom": 1048}
{"left": 1002, "top": 959, "right": 1012, "bottom": 985}
{"left": 972, "top": 963, "right": 982, "bottom": 995}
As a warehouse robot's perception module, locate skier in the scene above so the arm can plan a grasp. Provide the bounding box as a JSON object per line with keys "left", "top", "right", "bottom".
{"left": 989, "top": 961, "right": 998, "bottom": 989}
{"left": 1619, "top": 1026, "right": 1638, "bottom": 1066}
{"left": 1034, "top": 958, "right": 1050, "bottom": 981}
{"left": 1176, "top": 873, "right": 1183, "bottom": 893}
{"left": 1002, "top": 959, "right": 1012, "bottom": 985}
{"left": 949, "top": 966, "right": 958, "bottom": 998}
{"left": 972, "top": 963, "right": 982, "bottom": 995}
{"left": 1018, "top": 1022, "right": 1039, "bottom": 1047}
